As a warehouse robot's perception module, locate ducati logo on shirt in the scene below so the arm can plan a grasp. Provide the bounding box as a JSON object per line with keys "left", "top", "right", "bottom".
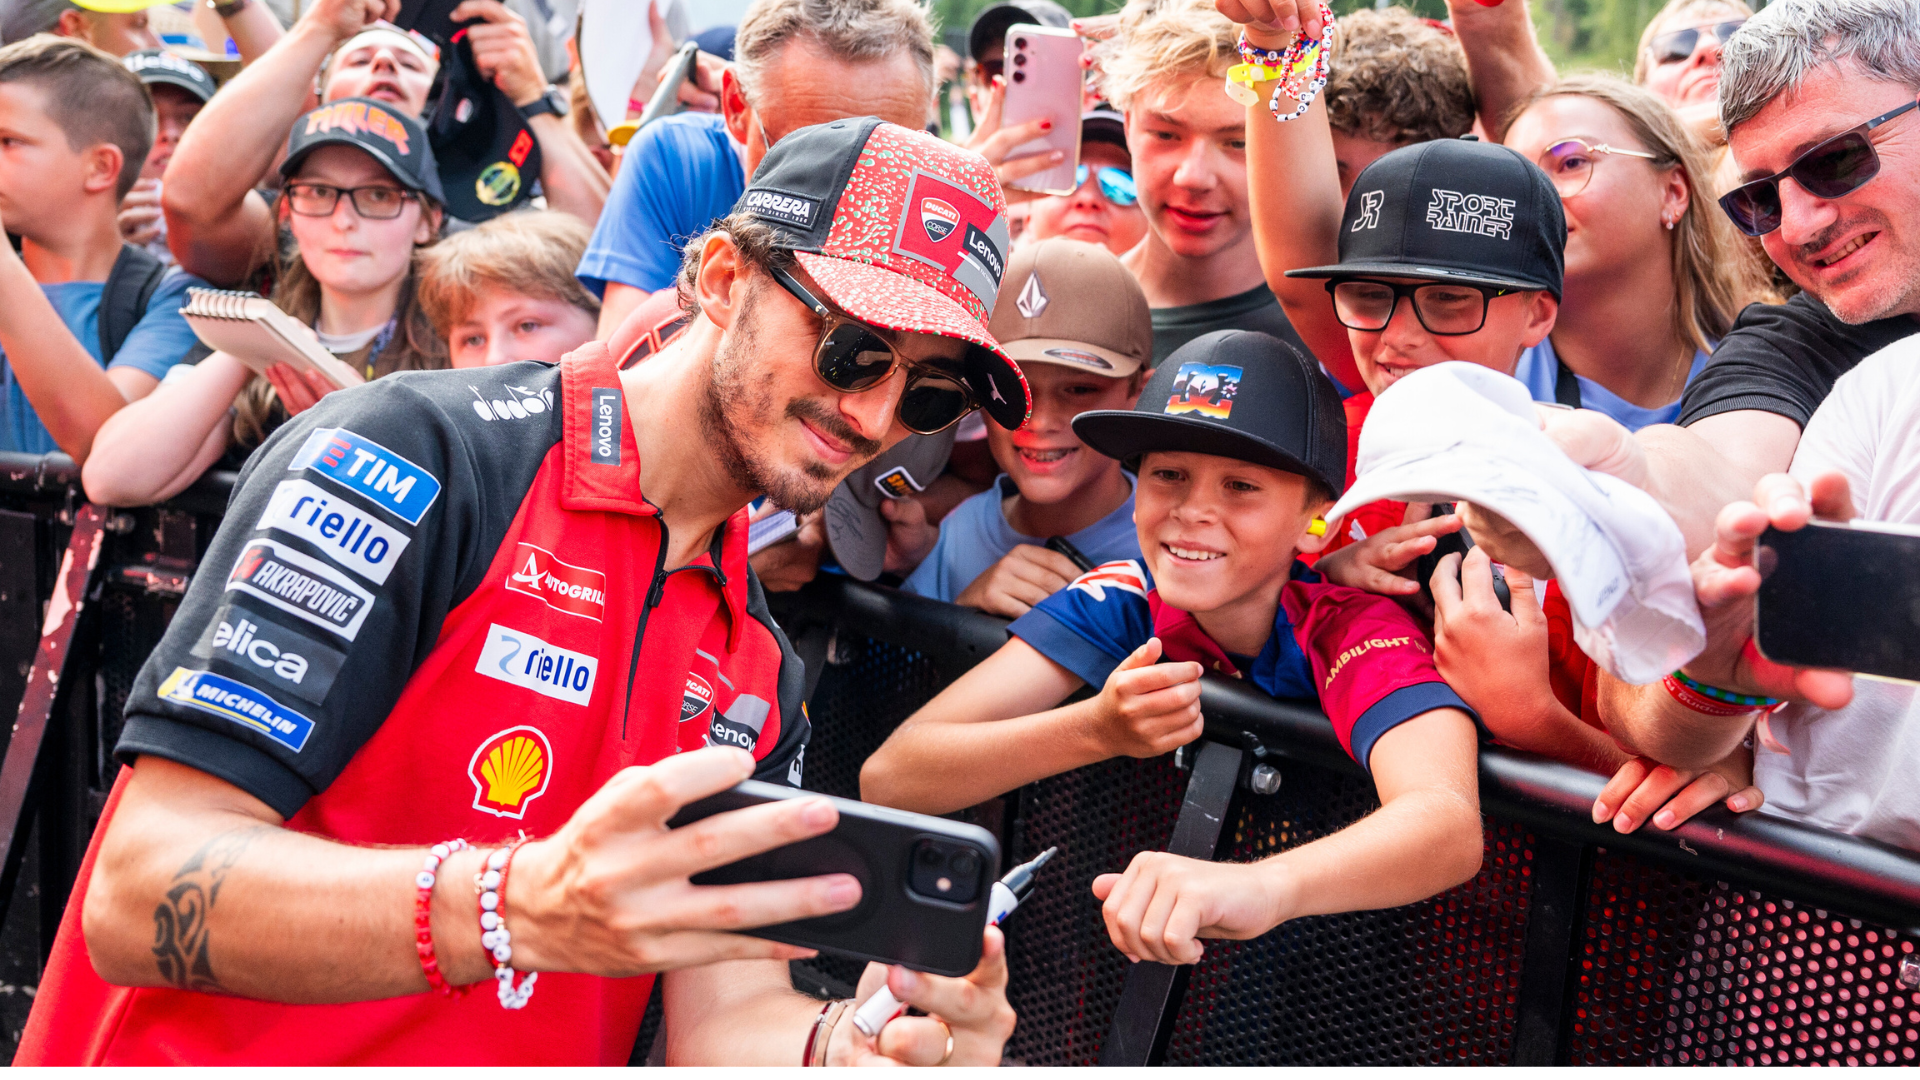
{"left": 468, "top": 724, "right": 553, "bottom": 818}
{"left": 503, "top": 542, "right": 607, "bottom": 621}
{"left": 681, "top": 673, "right": 714, "bottom": 724}
{"left": 920, "top": 197, "right": 960, "bottom": 242}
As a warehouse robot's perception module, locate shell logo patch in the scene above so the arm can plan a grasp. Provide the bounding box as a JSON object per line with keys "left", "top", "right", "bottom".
{"left": 920, "top": 197, "right": 960, "bottom": 242}
{"left": 1165, "top": 361, "right": 1243, "bottom": 419}
{"left": 469, "top": 725, "right": 553, "bottom": 819}
{"left": 681, "top": 674, "right": 714, "bottom": 724}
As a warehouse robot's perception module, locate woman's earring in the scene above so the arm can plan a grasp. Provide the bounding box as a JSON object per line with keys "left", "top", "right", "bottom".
{"left": 1663, "top": 214, "right": 1676, "bottom": 230}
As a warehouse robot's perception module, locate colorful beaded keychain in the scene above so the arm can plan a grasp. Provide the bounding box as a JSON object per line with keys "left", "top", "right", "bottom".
{"left": 1224, "top": 3, "right": 1335, "bottom": 122}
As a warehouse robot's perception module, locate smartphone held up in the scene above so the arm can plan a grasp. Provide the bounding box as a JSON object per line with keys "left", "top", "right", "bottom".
{"left": 999, "top": 24, "right": 1083, "bottom": 196}
{"left": 1756, "top": 519, "right": 1920, "bottom": 684}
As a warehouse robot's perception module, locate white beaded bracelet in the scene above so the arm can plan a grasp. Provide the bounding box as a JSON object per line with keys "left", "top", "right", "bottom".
{"left": 478, "top": 837, "right": 537, "bottom": 1009}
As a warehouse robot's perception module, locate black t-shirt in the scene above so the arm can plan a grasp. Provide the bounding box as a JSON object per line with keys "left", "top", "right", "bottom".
{"left": 1151, "top": 282, "right": 1311, "bottom": 366}
{"left": 1676, "top": 292, "right": 1917, "bottom": 428}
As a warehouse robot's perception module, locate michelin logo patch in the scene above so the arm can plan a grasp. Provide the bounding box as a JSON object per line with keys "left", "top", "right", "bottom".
{"left": 742, "top": 188, "right": 818, "bottom": 229}
{"left": 289, "top": 427, "right": 441, "bottom": 525}
{"left": 158, "top": 666, "right": 315, "bottom": 752}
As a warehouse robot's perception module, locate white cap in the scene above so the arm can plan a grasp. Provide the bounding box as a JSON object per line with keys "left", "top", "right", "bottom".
{"left": 1328, "top": 362, "right": 1704, "bottom": 685}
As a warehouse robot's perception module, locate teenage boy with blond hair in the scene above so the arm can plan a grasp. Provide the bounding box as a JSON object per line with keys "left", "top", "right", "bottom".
{"left": 865, "top": 331, "right": 1482, "bottom": 966}
{"left": 905, "top": 238, "right": 1152, "bottom": 617}
{"left": 0, "top": 33, "right": 201, "bottom": 460}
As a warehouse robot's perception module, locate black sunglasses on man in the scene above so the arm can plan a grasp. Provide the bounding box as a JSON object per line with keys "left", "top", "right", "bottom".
{"left": 1719, "top": 98, "right": 1918, "bottom": 237}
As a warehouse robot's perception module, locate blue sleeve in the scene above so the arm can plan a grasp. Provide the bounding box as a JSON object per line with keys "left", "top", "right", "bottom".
{"left": 900, "top": 525, "right": 954, "bottom": 600}
{"left": 1008, "top": 562, "right": 1152, "bottom": 688}
{"left": 577, "top": 116, "right": 742, "bottom": 297}
{"left": 109, "top": 269, "right": 205, "bottom": 379}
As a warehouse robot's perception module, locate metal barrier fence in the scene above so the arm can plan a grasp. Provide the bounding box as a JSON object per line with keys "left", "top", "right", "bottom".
{"left": 2, "top": 450, "right": 1919, "bottom": 1065}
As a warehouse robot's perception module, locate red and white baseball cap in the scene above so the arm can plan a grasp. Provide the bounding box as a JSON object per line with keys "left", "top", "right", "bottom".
{"left": 734, "top": 117, "right": 1032, "bottom": 430}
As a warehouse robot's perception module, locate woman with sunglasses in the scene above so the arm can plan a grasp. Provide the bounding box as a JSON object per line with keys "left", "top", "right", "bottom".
{"left": 83, "top": 100, "right": 451, "bottom": 507}
{"left": 1502, "top": 75, "right": 1768, "bottom": 432}
{"left": 1634, "top": 0, "right": 1751, "bottom": 145}
{"left": 1025, "top": 113, "right": 1148, "bottom": 256}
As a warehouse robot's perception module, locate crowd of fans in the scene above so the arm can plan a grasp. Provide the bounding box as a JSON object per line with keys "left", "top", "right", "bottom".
{"left": 0, "top": 0, "right": 1913, "bottom": 1064}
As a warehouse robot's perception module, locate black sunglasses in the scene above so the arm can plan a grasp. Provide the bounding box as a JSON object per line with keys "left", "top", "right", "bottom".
{"left": 1650, "top": 19, "right": 1744, "bottom": 64}
{"left": 1326, "top": 278, "right": 1515, "bottom": 337}
{"left": 1718, "top": 99, "right": 1918, "bottom": 236}
{"left": 769, "top": 265, "right": 978, "bottom": 436}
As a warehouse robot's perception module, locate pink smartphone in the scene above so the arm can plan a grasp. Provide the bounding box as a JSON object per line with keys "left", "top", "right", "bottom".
{"left": 999, "top": 23, "right": 1083, "bottom": 196}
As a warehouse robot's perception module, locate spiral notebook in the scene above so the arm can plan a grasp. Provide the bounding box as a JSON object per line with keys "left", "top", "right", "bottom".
{"left": 179, "top": 288, "right": 365, "bottom": 390}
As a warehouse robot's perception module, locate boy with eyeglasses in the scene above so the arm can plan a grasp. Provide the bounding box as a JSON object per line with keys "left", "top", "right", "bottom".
{"left": 0, "top": 34, "right": 203, "bottom": 460}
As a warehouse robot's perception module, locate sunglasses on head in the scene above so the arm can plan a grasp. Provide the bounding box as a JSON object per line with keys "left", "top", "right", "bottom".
{"left": 1718, "top": 98, "right": 1917, "bottom": 237}
{"left": 1649, "top": 19, "right": 1744, "bottom": 63}
{"left": 769, "top": 265, "right": 979, "bottom": 436}
{"left": 1075, "top": 164, "right": 1137, "bottom": 206}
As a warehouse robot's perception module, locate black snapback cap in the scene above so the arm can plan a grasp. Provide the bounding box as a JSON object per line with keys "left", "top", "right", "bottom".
{"left": 427, "top": 29, "right": 542, "bottom": 222}
{"left": 1073, "top": 330, "right": 1347, "bottom": 498}
{"left": 1288, "top": 137, "right": 1566, "bottom": 299}
{"left": 123, "top": 48, "right": 216, "bottom": 103}
{"left": 283, "top": 97, "right": 446, "bottom": 206}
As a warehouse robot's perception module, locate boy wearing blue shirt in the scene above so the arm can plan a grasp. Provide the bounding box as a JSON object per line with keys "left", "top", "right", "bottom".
{"left": 904, "top": 239, "right": 1151, "bottom": 616}
{"left": 0, "top": 35, "right": 201, "bottom": 459}
{"left": 865, "top": 330, "right": 1483, "bottom": 966}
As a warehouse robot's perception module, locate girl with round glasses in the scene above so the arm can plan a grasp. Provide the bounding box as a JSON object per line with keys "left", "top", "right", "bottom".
{"left": 1503, "top": 75, "right": 1769, "bottom": 431}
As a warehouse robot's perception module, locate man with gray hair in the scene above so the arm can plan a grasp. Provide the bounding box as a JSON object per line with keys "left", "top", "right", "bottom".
{"left": 579, "top": 0, "right": 938, "bottom": 338}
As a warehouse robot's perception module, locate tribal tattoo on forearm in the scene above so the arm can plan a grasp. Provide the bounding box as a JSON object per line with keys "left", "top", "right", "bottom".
{"left": 152, "top": 827, "right": 265, "bottom": 992}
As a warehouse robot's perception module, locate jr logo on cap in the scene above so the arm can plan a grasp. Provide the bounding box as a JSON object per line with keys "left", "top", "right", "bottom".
{"left": 1165, "top": 362, "right": 1243, "bottom": 419}
{"left": 1426, "top": 189, "right": 1517, "bottom": 239}
{"left": 1352, "top": 190, "right": 1384, "bottom": 231}
{"left": 891, "top": 172, "right": 1009, "bottom": 315}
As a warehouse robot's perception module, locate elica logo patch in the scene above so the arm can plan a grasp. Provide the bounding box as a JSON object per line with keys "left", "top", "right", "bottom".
{"left": 469, "top": 383, "right": 553, "bottom": 422}
{"left": 503, "top": 542, "right": 607, "bottom": 621}
{"left": 225, "top": 538, "right": 376, "bottom": 641}
{"left": 891, "top": 171, "right": 1010, "bottom": 315}
{"left": 157, "top": 666, "right": 315, "bottom": 753}
{"left": 589, "top": 387, "right": 623, "bottom": 466}
{"left": 468, "top": 725, "right": 553, "bottom": 819}
{"left": 708, "top": 692, "right": 771, "bottom": 753}
{"left": 475, "top": 623, "right": 597, "bottom": 706}
{"left": 289, "top": 427, "right": 441, "bottom": 525}
{"left": 742, "top": 188, "right": 817, "bottom": 229}
{"left": 191, "top": 603, "right": 346, "bottom": 705}
{"left": 1164, "top": 361, "right": 1243, "bottom": 419}
{"left": 256, "top": 479, "right": 410, "bottom": 585}
{"left": 1425, "top": 189, "right": 1517, "bottom": 240}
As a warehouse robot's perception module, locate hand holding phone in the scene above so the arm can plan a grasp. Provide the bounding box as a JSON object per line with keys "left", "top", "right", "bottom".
{"left": 998, "top": 24, "right": 1082, "bottom": 195}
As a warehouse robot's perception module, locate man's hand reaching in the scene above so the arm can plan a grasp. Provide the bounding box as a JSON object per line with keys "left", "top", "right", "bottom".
{"left": 451, "top": 0, "right": 549, "bottom": 107}
{"left": 834, "top": 929, "right": 1016, "bottom": 1066}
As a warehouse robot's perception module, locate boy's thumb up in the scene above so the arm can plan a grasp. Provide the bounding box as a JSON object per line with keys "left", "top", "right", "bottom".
{"left": 1116, "top": 637, "right": 1164, "bottom": 672}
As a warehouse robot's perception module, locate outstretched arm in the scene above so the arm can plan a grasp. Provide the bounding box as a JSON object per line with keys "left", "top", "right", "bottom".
{"left": 82, "top": 352, "right": 250, "bottom": 507}
{"left": 1444, "top": 0, "right": 1556, "bottom": 141}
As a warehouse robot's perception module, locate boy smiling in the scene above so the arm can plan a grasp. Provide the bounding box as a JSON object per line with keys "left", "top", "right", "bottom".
{"left": 864, "top": 331, "right": 1482, "bottom": 965}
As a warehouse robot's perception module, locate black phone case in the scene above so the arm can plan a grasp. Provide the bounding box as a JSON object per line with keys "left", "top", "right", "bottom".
{"left": 666, "top": 781, "right": 1000, "bottom": 977}
{"left": 1757, "top": 522, "right": 1920, "bottom": 682}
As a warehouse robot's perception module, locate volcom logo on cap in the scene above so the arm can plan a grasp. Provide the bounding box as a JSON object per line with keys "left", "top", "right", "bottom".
{"left": 743, "top": 188, "right": 818, "bottom": 229}
{"left": 891, "top": 172, "right": 1010, "bottom": 314}
{"left": 1426, "top": 189, "right": 1516, "bottom": 239}
{"left": 1352, "top": 190, "right": 1384, "bottom": 231}
{"left": 1165, "top": 361, "right": 1243, "bottom": 419}
{"left": 1016, "top": 272, "right": 1048, "bottom": 318}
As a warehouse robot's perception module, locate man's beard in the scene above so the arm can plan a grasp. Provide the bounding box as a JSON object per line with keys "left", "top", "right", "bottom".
{"left": 700, "top": 290, "right": 884, "bottom": 514}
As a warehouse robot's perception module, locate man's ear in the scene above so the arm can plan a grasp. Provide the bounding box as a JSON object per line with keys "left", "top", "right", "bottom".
{"left": 84, "top": 144, "right": 125, "bottom": 198}
{"left": 1519, "top": 292, "right": 1559, "bottom": 349}
{"left": 694, "top": 232, "right": 749, "bottom": 332}
{"left": 720, "top": 68, "right": 751, "bottom": 147}
{"left": 53, "top": 8, "right": 88, "bottom": 40}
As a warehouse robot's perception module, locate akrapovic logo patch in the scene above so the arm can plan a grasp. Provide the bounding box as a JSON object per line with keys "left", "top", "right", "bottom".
{"left": 743, "top": 188, "right": 817, "bottom": 229}
{"left": 589, "top": 387, "right": 622, "bottom": 466}
{"left": 225, "top": 538, "right": 375, "bottom": 641}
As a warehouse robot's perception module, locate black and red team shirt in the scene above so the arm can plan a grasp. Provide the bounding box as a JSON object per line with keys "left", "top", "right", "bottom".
{"left": 19, "top": 345, "right": 809, "bottom": 1065}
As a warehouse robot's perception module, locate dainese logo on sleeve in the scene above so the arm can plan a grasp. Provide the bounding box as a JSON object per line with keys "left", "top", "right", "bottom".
{"left": 1164, "top": 361, "right": 1244, "bottom": 419}
{"left": 468, "top": 725, "right": 553, "bottom": 818}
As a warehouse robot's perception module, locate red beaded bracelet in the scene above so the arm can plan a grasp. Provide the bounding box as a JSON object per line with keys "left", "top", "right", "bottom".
{"left": 414, "top": 839, "right": 471, "bottom": 998}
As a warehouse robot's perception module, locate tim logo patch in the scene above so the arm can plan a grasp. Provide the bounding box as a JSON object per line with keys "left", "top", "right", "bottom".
{"left": 1425, "top": 189, "right": 1517, "bottom": 239}
{"left": 468, "top": 725, "right": 553, "bottom": 818}
{"left": 1164, "top": 361, "right": 1243, "bottom": 419}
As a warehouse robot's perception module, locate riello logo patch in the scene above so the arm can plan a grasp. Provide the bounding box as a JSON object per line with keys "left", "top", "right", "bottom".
{"left": 469, "top": 725, "right": 553, "bottom": 819}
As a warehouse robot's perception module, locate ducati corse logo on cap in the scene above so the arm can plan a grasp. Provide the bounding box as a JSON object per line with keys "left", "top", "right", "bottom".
{"left": 891, "top": 171, "right": 1010, "bottom": 315}
{"left": 921, "top": 198, "right": 960, "bottom": 242}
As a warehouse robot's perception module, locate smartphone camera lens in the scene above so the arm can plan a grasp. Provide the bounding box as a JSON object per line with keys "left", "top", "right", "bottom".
{"left": 950, "top": 849, "right": 980, "bottom": 880}
{"left": 1011, "top": 70, "right": 1026, "bottom": 83}
{"left": 1013, "top": 36, "right": 1027, "bottom": 49}
{"left": 908, "top": 840, "right": 983, "bottom": 905}
{"left": 917, "top": 844, "right": 943, "bottom": 870}
{"left": 1013, "top": 52, "right": 1027, "bottom": 66}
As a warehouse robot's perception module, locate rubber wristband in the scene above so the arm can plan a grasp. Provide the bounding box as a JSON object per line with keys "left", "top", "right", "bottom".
{"left": 1663, "top": 675, "right": 1758, "bottom": 717}
{"left": 1670, "top": 668, "right": 1781, "bottom": 709}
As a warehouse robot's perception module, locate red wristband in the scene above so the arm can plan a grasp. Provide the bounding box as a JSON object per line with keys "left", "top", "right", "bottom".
{"left": 415, "top": 839, "right": 471, "bottom": 997}
{"left": 1662, "top": 674, "right": 1758, "bottom": 717}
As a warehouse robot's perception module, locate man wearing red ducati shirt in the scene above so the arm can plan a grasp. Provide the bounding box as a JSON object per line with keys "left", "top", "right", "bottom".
{"left": 19, "top": 118, "right": 1030, "bottom": 1066}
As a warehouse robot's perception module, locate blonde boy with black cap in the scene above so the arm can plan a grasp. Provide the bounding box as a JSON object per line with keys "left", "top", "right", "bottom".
{"left": 904, "top": 238, "right": 1154, "bottom": 617}
{"left": 865, "top": 330, "right": 1483, "bottom": 965}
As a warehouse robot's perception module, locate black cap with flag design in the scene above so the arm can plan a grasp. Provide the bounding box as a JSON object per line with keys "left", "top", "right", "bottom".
{"left": 1287, "top": 137, "right": 1565, "bottom": 299}
{"left": 1072, "top": 330, "right": 1347, "bottom": 498}
{"left": 426, "top": 28, "right": 542, "bottom": 222}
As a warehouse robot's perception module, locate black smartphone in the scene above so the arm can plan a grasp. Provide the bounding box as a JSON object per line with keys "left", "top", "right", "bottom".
{"left": 1756, "top": 519, "right": 1920, "bottom": 682}
{"left": 1416, "top": 503, "right": 1511, "bottom": 612}
{"left": 666, "top": 780, "right": 1000, "bottom": 976}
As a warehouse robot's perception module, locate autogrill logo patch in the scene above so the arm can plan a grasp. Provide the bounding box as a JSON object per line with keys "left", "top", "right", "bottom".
{"left": 743, "top": 188, "right": 817, "bottom": 229}
{"left": 504, "top": 542, "right": 607, "bottom": 621}
{"left": 225, "top": 538, "right": 375, "bottom": 640}
{"left": 589, "top": 387, "right": 622, "bottom": 465}
{"left": 1425, "top": 189, "right": 1517, "bottom": 239}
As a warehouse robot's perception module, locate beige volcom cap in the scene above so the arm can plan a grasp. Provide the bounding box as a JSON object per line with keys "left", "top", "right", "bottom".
{"left": 988, "top": 238, "right": 1153, "bottom": 378}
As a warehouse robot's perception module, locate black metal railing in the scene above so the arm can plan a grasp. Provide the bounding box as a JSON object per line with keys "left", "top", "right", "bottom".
{"left": 0, "top": 453, "right": 1915, "bottom": 1065}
